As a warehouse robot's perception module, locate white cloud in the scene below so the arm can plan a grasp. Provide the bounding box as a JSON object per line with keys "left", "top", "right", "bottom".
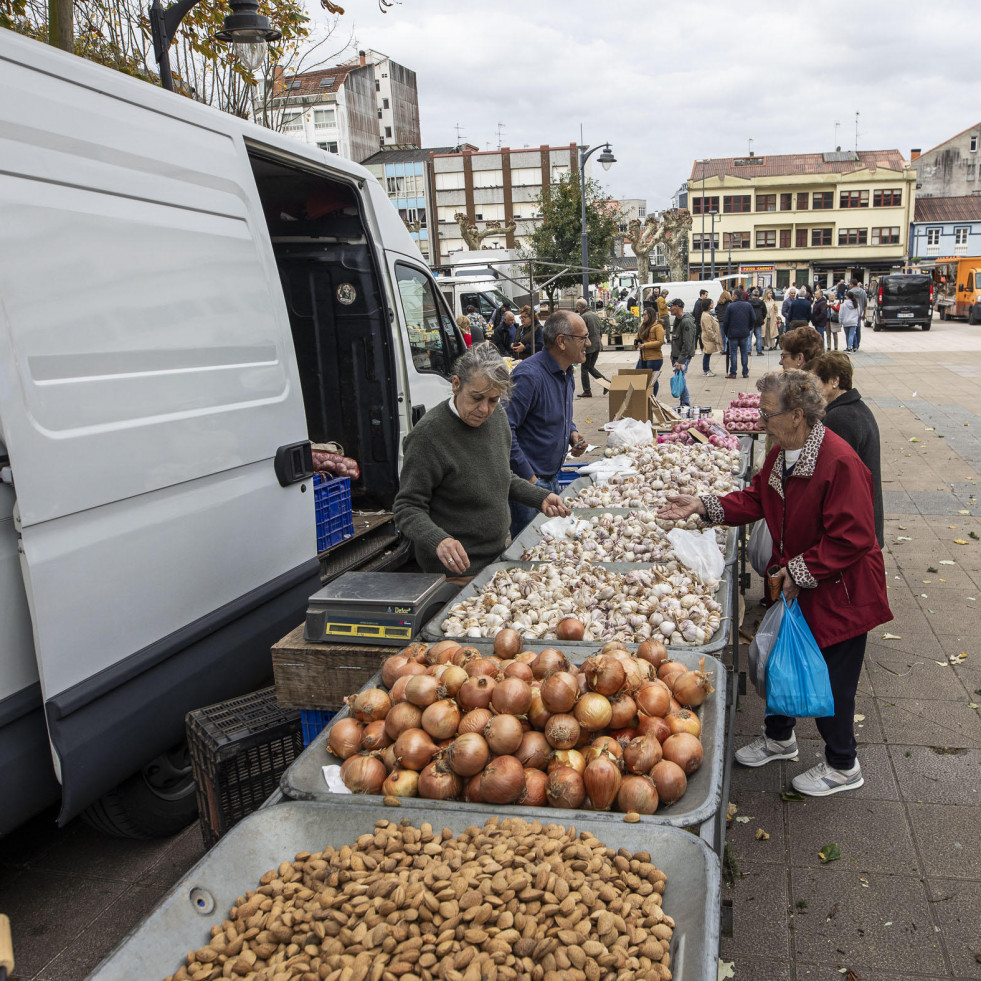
{"left": 308, "top": 0, "right": 981, "bottom": 207}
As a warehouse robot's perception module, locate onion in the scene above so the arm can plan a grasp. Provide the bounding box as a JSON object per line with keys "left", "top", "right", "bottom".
{"left": 444, "top": 731, "right": 490, "bottom": 777}
{"left": 548, "top": 748, "right": 586, "bottom": 775}
{"left": 601, "top": 640, "right": 628, "bottom": 654}
{"left": 327, "top": 718, "right": 363, "bottom": 760}
{"left": 544, "top": 713, "right": 580, "bottom": 750}
{"left": 421, "top": 699, "right": 462, "bottom": 740}
{"left": 587, "top": 655, "right": 626, "bottom": 697}
{"left": 452, "top": 645, "right": 481, "bottom": 667}
{"left": 573, "top": 692, "right": 613, "bottom": 732}
{"left": 380, "top": 744, "right": 397, "bottom": 772}
{"left": 650, "top": 759, "right": 688, "bottom": 803}
{"left": 671, "top": 666, "right": 715, "bottom": 708}
{"left": 622, "top": 734, "right": 662, "bottom": 774}
{"left": 610, "top": 727, "right": 637, "bottom": 750}
{"left": 636, "top": 714, "right": 672, "bottom": 744}
{"left": 589, "top": 735, "right": 623, "bottom": 760}
{"left": 457, "top": 675, "right": 496, "bottom": 711}
{"left": 458, "top": 707, "right": 492, "bottom": 734}
{"left": 438, "top": 664, "right": 468, "bottom": 697}
{"left": 527, "top": 688, "right": 551, "bottom": 729}
{"left": 532, "top": 648, "right": 567, "bottom": 680}
{"left": 503, "top": 660, "right": 534, "bottom": 682}
{"left": 636, "top": 639, "right": 668, "bottom": 669}
{"left": 381, "top": 768, "right": 419, "bottom": 797}
{"left": 520, "top": 768, "right": 548, "bottom": 806}
{"left": 491, "top": 677, "right": 533, "bottom": 717}
{"left": 669, "top": 696, "right": 683, "bottom": 713}
{"left": 418, "top": 761, "right": 461, "bottom": 800}
{"left": 617, "top": 774, "right": 659, "bottom": 814}
{"left": 662, "top": 732, "right": 703, "bottom": 774}
{"left": 545, "top": 765, "right": 585, "bottom": 809}
{"left": 479, "top": 755, "right": 525, "bottom": 804}
{"left": 583, "top": 754, "right": 621, "bottom": 811}
{"left": 513, "top": 730, "right": 551, "bottom": 770}
{"left": 384, "top": 701, "right": 423, "bottom": 741}
{"left": 493, "top": 628, "right": 523, "bottom": 659}
{"left": 400, "top": 641, "right": 429, "bottom": 663}
{"left": 609, "top": 693, "right": 638, "bottom": 730}
{"left": 389, "top": 675, "right": 412, "bottom": 704}
{"left": 666, "top": 708, "right": 702, "bottom": 738}
{"left": 516, "top": 650, "right": 538, "bottom": 663}
{"left": 540, "top": 671, "right": 580, "bottom": 714}
{"left": 349, "top": 688, "right": 392, "bottom": 724}
{"left": 464, "top": 773, "right": 484, "bottom": 803}
{"left": 466, "top": 657, "right": 502, "bottom": 679}
{"left": 398, "top": 660, "right": 427, "bottom": 679}
{"left": 635, "top": 682, "right": 671, "bottom": 718}
{"left": 381, "top": 655, "right": 408, "bottom": 689}
{"left": 658, "top": 660, "right": 687, "bottom": 684}
{"left": 404, "top": 674, "right": 440, "bottom": 708}
{"left": 556, "top": 617, "right": 585, "bottom": 641}
{"left": 393, "top": 728, "right": 438, "bottom": 770}
{"left": 360, "top": 719, "right": 391, "bottom": 751}
{"left": 427, "top": 640, "right": 462, "bottom": 664}
{"left": 483, "top": 714, "right": 524, "bottom": 755}
{"left": 340, "top": 754, "right": 386, "bottom": 794}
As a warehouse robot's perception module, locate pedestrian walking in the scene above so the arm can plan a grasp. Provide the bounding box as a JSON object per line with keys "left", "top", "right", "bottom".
{"left": 810, "top": 288, "right": 828, "bottom": 352}
{"left": 749, "top": 289, "right": 767, "bottom": 355}
{"left": 839, "top": 291, "right": 861, "bottom": 352}
{"left": 700, "top": 298, "right": 723, "bottom": 377}
{"left": 635, "top": 307, "right": 665, "bottom": 396}
{"left": 848, "top": 279, "right": 868, "bottom": 351}
{"left": 787, "top": 288, "right": 812, "bottom": 326}
{"left": 721, "top": 290, "right": 756, "bottom": 379}
{"left": 574, "top": 298, "right": 610, "bottom": 397}
{"left": 668, "top": 298, "right": 696, "bottom": 407}
{"left": 763, "top": 287, "right": 781, "bottom": 349}
{"left": 781, "top": 287, "right": 797, "bottom": 326}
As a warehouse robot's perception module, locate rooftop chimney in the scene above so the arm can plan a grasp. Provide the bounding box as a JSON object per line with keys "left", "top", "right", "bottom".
{"left": 910, "top": 148, "right": 921, "bottom": 161}
{"left": 359, "top": 49, "right": 366, "bottom": 67}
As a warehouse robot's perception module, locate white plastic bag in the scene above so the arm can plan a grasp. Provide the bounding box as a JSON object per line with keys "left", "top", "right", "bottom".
{"left": 607, "top": 417, "right": 654, "bottom": 449}
{"left": 666, "top": 528, "right": 725, "bottom": 582}
{"left": 748, "top": 519, "right": 773, "bottom": 578}
{"left": 539, "top": 515, "right": 590, "bottom": 539}
{"left": 747, "top": 599, "right": 785, "bottom": 697}
{"left": 579, "top": 454, "right": 639, "bottom": 486}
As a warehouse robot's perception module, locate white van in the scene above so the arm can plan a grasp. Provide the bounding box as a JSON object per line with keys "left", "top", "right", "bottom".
{"left": 0, "top": 29, "right": 463, "bottom": 837}
{"left": 639, "top": 279, "right": 727, "bottom": 327}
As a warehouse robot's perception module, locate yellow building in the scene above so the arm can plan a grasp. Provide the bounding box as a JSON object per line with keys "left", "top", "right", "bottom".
{"left": 686, "top": 150, "right": 917, "bottom": 289}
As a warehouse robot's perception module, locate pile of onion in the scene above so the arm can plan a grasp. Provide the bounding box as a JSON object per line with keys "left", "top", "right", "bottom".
{"left": 331, "top": 633, "right": 712, "bottom": 814}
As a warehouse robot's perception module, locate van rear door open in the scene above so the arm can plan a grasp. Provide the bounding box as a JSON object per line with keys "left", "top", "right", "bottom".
{"left": 0, "top": 38, "right": 318, "bottom": 822}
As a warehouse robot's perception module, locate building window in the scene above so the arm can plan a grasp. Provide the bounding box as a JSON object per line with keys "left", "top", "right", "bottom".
{"left": 386, "top": 176, "right": 405, "bottom": 194}
{"left": 375, "top": 79, "right": 380, "bottom": 91}
{"left": 435, "top": 171, "right": 466, "bottom": 191}
{"left": 319, "top": 77, "right": 335, "bottom": 89}
{"left": 779, "top": 229, "right": 791, "bottom": 248}
{"left": 796, "top": 192, "right": 809, "bottom": 210}
{"left": 377, "top": 109, "right": 383, "bottom": 118}
{"left": 811, "top": 228, "right": 832, "bottom": 246}
{"left": 795, "top": 228, "right": 808, "bottom": 248}
{"left": 723, "top": 232, "right": 750, "bottom": 249}
{"left": 926, "top": 228, "right": 941, "bottom": 246}
{"left": 972, "top": 135, "right": 979, "bottom": 152}
{"left": 382, "top": 98, "right": 389, "bottom": 109}
{"left": 472, "top": 169, "right": 504, "bottom": 189}
{"left": 692, "top": 196, "right": 719, "bottom": 214}
{"left": 317, "top": 141, "right": 339, "bottom": 153}
{"left": 955, "top": 226, "right": 970, "bottom": 245}
{"left": 756, "top": 194, "right": 776, "bottom": 212}
{"left": 638, "top": 206, "right": 646, "bottom": 218}
{"left": 872, "top": 189, "right": 902, "bottom": 207}
{"left": 968, "top": 163, "right": 977, "bottom": 180}
{"left": 281, "top": 111, "right": 304, "bottom": 134}
{"left": 723, "top": 195, "right": 751, "bottom": 214}
{"left": 838, "top": 228, "right": 868, "bottom": 246}
{"left": 780, "top": 193, "right": 792, "bottom": 211}
{"left": 313, "top": 107, "right": 336, "bottom": 129}
{"left": 385, "top": 126, "right": 392, "bottom": 137}
{"left": 840, "top": 190, "right": 869, "bottom": 208}
{"left": 871, "top": 227, "right": 900, "bottom": 245}
{"left": 286, "top": 79, "right": 301, "bottom": 90}
{"left": 692, "top": 234, "right": 720, "bottom": 249}
{"left": 755, "top": 230, "right": 776, "bottom": 247}
{"left": 812, "top": 191, "right": 833, "bottom": 209}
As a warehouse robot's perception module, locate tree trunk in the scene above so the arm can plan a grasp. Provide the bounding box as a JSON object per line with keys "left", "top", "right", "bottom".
{"left": 636, "top": 252, "right": 650, "bottom": 289}
{"left": 48, "top": 0, "right": 73, "bottom": 51}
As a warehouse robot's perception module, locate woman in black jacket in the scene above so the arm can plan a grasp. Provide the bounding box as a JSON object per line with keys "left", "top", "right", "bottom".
{"left": 811, "top": 289, "right": 830, "bottom": 350}
{"left": 806, "top": 352, "right": 883, "bottom": 546}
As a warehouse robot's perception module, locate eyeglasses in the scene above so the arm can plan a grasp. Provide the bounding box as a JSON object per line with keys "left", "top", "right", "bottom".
{"left": 564, "top": 333, "right": 590, "bottom": 343}
{"left": 758, "top": 407, "right": 794, "bottom": 422}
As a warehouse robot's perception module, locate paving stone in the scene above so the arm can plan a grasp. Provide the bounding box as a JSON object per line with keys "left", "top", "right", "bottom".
{"left": 728, "top": 752, "right": 792, "bottom": 794}
{"left": 720, "top": 861, "right": 791, "bottom": 961}
{"left": 878, "top": 698, "right": 981, "bottom": 749}
{"left": 891, "top": 745, "right": 981, "bottom": 806}
{"left": 724, "top": 789, "right": 788, "bottom": 866}
{"left": 789, "top": 868, "right": 947, "bottom": 978}
{"left": 144, "top": 821, "right": 208, "bottom": 890}
{"left": 865, "top": 645, "right": 973, "bottom": 701}
{"left": 908, "top": 803, "right": 981, "bottom": 880}
{"left": 723, "top": 956, "right": 795, "bottom": 979}
{"left": 31, "top": 821, "right": 166, "bottom": 883}
{"left": 798, "top": 965, "right": 938, "bottom": 981}
{"left": 924, "top": 878, "right": 981, "bottom": 980}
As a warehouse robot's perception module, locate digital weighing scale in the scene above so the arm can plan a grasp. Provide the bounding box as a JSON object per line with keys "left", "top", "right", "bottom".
{"left": 303, "top": 572, "right": 459, "bottom": 645}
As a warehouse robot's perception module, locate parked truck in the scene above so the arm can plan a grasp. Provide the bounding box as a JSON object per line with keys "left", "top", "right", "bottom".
{"left": 0, "top": 28, "right": 464, "bottom": 838}
{"left": 934, "top": 257, "right": 981, "bottom": 321}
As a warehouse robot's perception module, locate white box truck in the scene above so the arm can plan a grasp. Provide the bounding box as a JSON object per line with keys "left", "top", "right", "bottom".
{"left": 0, "top": 28, "right": 464, "bottom": 837}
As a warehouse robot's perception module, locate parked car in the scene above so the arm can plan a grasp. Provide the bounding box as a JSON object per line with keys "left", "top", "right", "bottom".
{"left": 869, "top": 274, "right": 934, "bottom": 332}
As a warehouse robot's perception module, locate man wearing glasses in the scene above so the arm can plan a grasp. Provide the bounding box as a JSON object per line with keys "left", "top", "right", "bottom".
{"left": 505, "top": 310, "right": 590, "bottom": 538}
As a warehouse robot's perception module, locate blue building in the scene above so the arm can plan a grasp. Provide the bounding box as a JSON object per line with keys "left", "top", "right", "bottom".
{"left": 910, "top": 195, "right": 981, "bottom": 261}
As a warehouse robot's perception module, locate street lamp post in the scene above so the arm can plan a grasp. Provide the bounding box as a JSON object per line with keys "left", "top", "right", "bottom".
{"left": 709, "top": 211, "right": 718, "bottom": 280}
{"left": 150, "top": 0, "right": 280, "bottom": 92}
{"left": 700, "top": 158, "right": 708, "bottom": 280}
{"left": 579, "top": 142, "right": 616, "bottom": 305}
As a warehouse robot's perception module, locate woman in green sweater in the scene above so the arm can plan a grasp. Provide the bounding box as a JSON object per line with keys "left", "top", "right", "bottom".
{"left": 394, "top": 343, "right": 570, "bottom": 577}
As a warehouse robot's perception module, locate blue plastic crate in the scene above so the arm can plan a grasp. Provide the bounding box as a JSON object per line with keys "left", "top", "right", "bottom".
{"left": 314, "top": 475, "right": 354, "bottom": 552}
{"left": 557, "top": 463, "right": 588, "bottom": 488}
{"left": 300, "top": 709, "right": 336, "bottom": 747}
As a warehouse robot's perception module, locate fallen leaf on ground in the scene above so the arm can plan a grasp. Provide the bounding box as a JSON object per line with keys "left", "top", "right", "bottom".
{"left": 781, "top": 790, "right": 806, "bottom": 802}
{"left": 735, "top": 815, "right": 751, "bottom": 823}
{"left": 819, "top": 843, "right": 841, "bottom": 863}
{"left": 968, "top": 597, "right": 977, "bottom": 602}
{"left": 925, "top": 427, "right": 935, "bottom": 431}
{"left": 939, "top": 579, "right": 947, "bottom": 583}
{"left": 923, "top": 580, "right": 932, "bottom": 584}
{"left": 718, "top": 960, "right": 736, "bottom": 980}
{"left": 950, "top": 653, "right": 967, "bottom": 664}
{"left": 971, "top": 532, "right": 980, "bottom": 540}
{"left": 854, "top": 714, "right": 865, "bottom": 722}
{"left": 726, "top": 801, "right": 738, "bottom": 820}
{"left": 755, "top": 828, "right": 770, "bottom": 840}
{"left": 827, "top": 904, "right": 837, "bottom": 920}
{"left": 969, "top": 703, "right": 979, "bottom": 709}
{"left": 940, "top": 560, "right": 955, "bottom": 565}
{"left": 921, "top": 593, "right": 928, "bottom": 598}
{"left": 927, "top": 566, "right": 938, "bottom": 573}
{"left": 909, "top": 437, "right": 921, "bottom": 443}
{"left": 882, "top": 632, "right": 902, "bottom": 640}
{"left": 958, "top": 509, "right": 971, "bottom": 514}
{"left": 895, "top": 536, "right": 912, "bottom": 542}
{"left": 954, "top": 539, "right": 969, "bottom": 545}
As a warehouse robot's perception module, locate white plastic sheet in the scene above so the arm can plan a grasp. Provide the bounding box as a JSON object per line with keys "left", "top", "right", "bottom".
{"left": 666, "top": 527, "right": 725, "bottom": 581}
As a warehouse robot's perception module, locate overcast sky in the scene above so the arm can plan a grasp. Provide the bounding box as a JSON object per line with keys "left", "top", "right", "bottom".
{"left": 311, "top": 0, "right": 980, "bottom": 208}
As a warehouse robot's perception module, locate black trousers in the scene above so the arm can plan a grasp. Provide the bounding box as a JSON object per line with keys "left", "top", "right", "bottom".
{"left": 765, "top": 632, "right": 867, "bottom": 769}
{"left": 580, "top": 350, "right": 603, "bottom": 392}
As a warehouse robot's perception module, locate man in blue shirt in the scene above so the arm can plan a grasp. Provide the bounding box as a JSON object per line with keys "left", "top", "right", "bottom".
{"left": 506, "top": 310, "right": 589, "bottom": 538}
{"left": 721, "top": 290, "right": 757, "bottom": 379}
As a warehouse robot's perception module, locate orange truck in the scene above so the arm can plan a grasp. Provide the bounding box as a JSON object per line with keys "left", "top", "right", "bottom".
{"left": 934, "top": 257, "right": 981, "bottom": 321}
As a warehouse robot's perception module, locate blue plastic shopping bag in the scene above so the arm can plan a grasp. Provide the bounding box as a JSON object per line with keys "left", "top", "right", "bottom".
{"left": 670, "top": 369, "right": 685, "bottom": 399}
{"left": 764, "top": 596, "right": 835, "bottom": 718}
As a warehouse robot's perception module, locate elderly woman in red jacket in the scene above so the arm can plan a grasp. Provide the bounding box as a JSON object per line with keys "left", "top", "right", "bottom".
{"left": 659, "top": 370, "right": 891, "bottom": 797}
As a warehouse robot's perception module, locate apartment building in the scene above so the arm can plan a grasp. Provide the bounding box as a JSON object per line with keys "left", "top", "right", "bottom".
{"left": 910, "top": 195, "right": 981, "bottom": 260}
{"left": 429, "top": 144, "right": 581, "bottom": 265}
{"left": 686, "top": 150, "right": 916, "bottom": 288}
{"left": 911, "top": 122, "right": 981, "bottom": 198}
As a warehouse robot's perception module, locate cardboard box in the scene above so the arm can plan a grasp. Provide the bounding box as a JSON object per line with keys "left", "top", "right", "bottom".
{"left": 608, "top": 369, "right": 654, "bottom": 422}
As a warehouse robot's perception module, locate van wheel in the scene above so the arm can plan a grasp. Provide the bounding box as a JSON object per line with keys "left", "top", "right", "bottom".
{"left": 922, "top": 321, "right": 931, "bottom": 331}
{"left": 872, "top": 316, "right": 881, "bottom": 332}
{"left": 82, "top": 743, "right": 197, "bottom": 838}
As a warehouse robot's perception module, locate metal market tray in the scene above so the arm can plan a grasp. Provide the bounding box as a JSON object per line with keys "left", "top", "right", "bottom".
{"left": 502, "top": 508, "right": 738, "bottom": 568}
{"left": 420, "top": 561, "right": 731, "bottom": 656}
{"left": 280, "top": 648, "right": 727, "bottom": 844}
{"left": 88, "top": 800, "right": 720, "bottom": 981}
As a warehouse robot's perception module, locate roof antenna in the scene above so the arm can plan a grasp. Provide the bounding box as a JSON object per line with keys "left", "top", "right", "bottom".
{"left": 834, "top": 119, "right": 840, "bottom": 150}
{"left": 454, "top": 122, "right": 464, "bottom": 143}
{"left": 748, "top": 137, "right": 754, "bottom": 157}
{"left": 855, "top": 111, "right": 860, "bottom": 152}
{"left": 496, "top": 122, "right": 505, "bottom": 149}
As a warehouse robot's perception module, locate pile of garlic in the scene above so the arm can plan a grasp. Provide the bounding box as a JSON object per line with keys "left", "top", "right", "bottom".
{"left": 439, "top": 562, "right": 724, "bottom": 646}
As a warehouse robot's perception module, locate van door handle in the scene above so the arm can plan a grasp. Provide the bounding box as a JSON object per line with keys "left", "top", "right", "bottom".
{"left": 274, "top": 441, "right": 314, "bottom": 486}
{"left": 412, "top": 405, "right": 426, "bottom": 424}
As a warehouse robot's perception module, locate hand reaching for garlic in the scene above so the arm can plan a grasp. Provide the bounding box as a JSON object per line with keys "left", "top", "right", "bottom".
{"left": 540, "top": 493, "right": 570, "bottom": 518}
{"left": 657, "top": 495, "right": 707, "bottom": 522}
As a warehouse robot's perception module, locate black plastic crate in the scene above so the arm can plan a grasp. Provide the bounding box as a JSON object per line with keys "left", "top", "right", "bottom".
{"left": 186, "top": 687, "right": 302, "bottom": 848}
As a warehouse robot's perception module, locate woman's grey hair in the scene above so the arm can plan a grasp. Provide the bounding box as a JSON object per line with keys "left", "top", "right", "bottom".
{"left": 757, "top": 370, "right": 826, "bottom": 427}
{"left": 452, "top": 341, "right": 513, "bottom": 398}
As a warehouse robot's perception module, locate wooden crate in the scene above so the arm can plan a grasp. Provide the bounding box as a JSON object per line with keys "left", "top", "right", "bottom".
{"left": 271, "top": 625, "right": 391, "bottom": 711}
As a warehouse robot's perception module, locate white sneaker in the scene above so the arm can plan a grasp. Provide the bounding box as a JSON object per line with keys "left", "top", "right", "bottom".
{"left": 734, "top": 732, "right": 798, "bottom": 767}
{"left": 704, "top": 371, "right": 717, "bottom": 377}
{"left": 792, "top": 760, "right": 863, "bottom": 797}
